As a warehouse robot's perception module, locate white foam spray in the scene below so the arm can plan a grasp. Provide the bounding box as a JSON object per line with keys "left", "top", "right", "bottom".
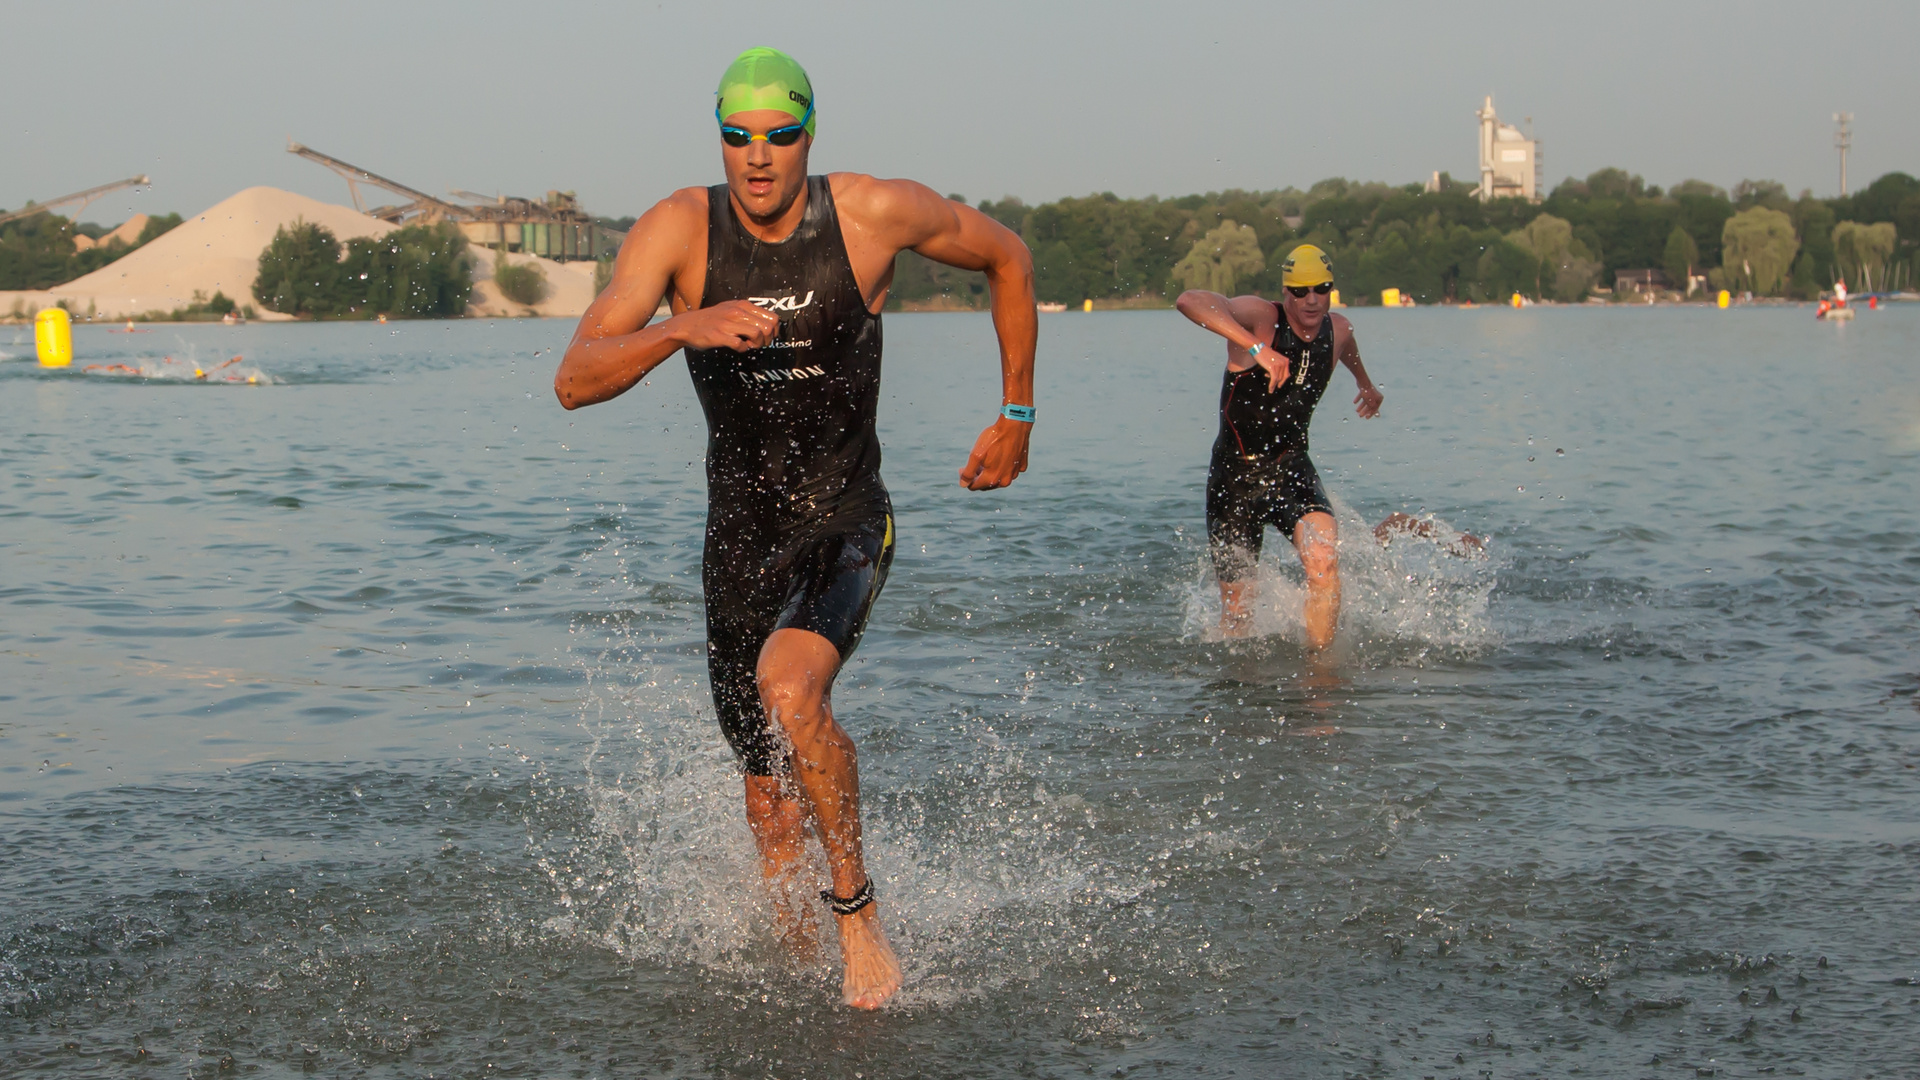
{"left": 548, "top": 533, "right": 1149, "bottom": 1007}
{"left": 82, "top": 342, "right": 275, "bottom": 384}
{"left": 1180, "top": 493, "right": 1499, "bottom": 653}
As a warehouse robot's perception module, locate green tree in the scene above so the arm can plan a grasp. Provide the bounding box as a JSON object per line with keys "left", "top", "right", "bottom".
{"left": 1831, "top": 220, "right": 1897, "bottom": 291}
{"left": 1675, "top": 190, "right": 1735, "bottom": 270}
{"left": 1719, "top": 207, "right": 1798, "bottom": 295}
{"left": 1791, "top": 196, "right": 1837, "bottom": 289}
{"left": 136, "top": 213, "right": 184, "bottom": 246}
{"left": 1584, "top": 167, "right": 1645, "bottom": 200}
{"left": 1662, "top": 226, "right": 1699, "bottom": 294}
{"left": 1733, "top": 180, "right": 1790, "bottom": 211}
{"left": 1172, "top": 219, "right": 1265, "bottom": 295}
{"left": 494, "top": 257, "right": 549, "bottom": 306}
{"left": 1834, "top": 172, "right": 1920, "bottom": 228}
{"left": 254, "top": 219, "right": 345, "bottom": 317}
{"left": 1895, "top": 192, "right": 1920, "bottom": 246}
{"left": 255, "top": 221, "right": 472, "bottom": 319}
{"left": 1472, "top": 237, "right": 1537, "bottom": 302}
{"left": 1789, "top": 251, "right": 1821, "bottom": 299}
{"left": 1670, "top": 180, "right": 1727, "bottom": 200}
{"left": 0, "top": 208, "right": 182, "bottom": 291}
{"left": 337, "top": 223, "right": 473, "bottom": 318}
{"left": 1506, "top": 213, "right": 1600, "bottom": 301}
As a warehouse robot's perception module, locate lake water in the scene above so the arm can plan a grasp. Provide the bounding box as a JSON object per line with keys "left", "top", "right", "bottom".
{"left": 3, "top": 307, "right": 1917, "bottom": 1077}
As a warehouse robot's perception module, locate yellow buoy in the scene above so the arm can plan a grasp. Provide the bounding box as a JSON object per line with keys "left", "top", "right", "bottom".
{"left": 1510, "top": 292, "right": 1524, "bottom": 308}
{"left": 1329, "top": 288, "right": 1342, "bottom": 308}
{"left": 1380, "top": 287, "right": 1401, "bottom": 308}
{"left": 35, "top": 308, "right": 73, "bottom": 368}
{"left": 1716, "top": 289, "right": 1731, "bottom": 309}
{"left": 1082, "top": 299, "right": 1093, "bottom": 312}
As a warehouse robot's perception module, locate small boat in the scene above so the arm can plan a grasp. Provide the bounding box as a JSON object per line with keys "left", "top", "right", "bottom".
{"left": 1817, "top": 280, "right": 1855, "bottom": 320}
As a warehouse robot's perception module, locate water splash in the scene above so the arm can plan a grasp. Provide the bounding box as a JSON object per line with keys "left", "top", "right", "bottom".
{"left": 545, "top": 532, "right": 1150, "bottom": 1006}
{"left": 81, "top": 346, "right": 274, "bottom": 384}
{"left": 1180, "top": 494, "right": 1498, "bottom": 651}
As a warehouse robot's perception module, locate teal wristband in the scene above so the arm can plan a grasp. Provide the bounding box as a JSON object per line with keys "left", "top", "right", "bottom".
{"left": 1001, "top": 403, "right": 1036, "bottom": 423}
{"left": 1246, "top": 342, "right": 1264, "bottom": 359}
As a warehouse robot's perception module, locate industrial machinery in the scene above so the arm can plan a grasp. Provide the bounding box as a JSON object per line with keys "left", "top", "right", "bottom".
{"left": 0, "top": 175, "right": 151, "bottom": 227}
{"left": 1475, "top": 97, "right": 1539, "bottom": 203}
{"left": 288, "top": 142, "right": 615, "bottom": 261}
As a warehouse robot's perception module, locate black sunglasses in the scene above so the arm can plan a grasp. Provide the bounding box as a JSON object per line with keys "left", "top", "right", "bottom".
{"left": 1286, "top": 283, "right": 1334, "bottom": 298}
{"left": 717, "top": 101, "right": 814, "bottom": 148}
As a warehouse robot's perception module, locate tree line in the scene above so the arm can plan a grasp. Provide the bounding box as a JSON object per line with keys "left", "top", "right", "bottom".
{"left": 0, "top": 212, "right": 182, "bottom": 291}
{"left": 888, "top": 170, "right": 1920, "bottom": 307}
{"left": 253, "top": 221, "right": 474, "bottom": 319}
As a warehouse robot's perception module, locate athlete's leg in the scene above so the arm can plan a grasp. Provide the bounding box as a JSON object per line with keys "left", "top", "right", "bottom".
{"left": 1207, "top": 500, "right": 1263, "bottom": 638}
{"left": 1218, "top": 578, "right": 1254, "bottom": 635}
{"left": 706, "top": 531, "right": 820, "bottom": 950}
{"left": 742, "top": 773, "right": 818, "bottom": 954}
{"left": 1292, "top": 510, "right": 1340, "bottom": 650}
{"left": 757, "top": 628, "right": 901, "bottom": 1008}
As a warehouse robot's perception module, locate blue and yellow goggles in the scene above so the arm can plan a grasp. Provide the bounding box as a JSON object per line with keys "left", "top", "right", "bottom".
{"left": 717, "top": 101, "right": 814, "bottom": 147}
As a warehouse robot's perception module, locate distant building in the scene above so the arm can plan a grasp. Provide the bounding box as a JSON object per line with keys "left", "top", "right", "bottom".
{"left": 1614, "top": 269, "right": 1670, "bottom": 293}
{"left": 1476, "top": 97, "right": 1538, "bottom": 203}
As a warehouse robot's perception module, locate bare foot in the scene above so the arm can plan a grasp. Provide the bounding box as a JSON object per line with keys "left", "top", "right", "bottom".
{"left": 835, "top": 905, "right": 902, "bottom": 1009}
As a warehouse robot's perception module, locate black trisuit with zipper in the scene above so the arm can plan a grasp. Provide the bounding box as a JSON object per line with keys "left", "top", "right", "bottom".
{"left": 684, "top": 175, "right": 894, "bottom": 776}
{"left": 1205, "top": 306, "right": 1336, "bottom": 581}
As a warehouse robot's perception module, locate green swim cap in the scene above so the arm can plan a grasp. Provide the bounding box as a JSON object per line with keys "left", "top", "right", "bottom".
{"left": 716, "top": 47, "right": 815, "bottom": 136}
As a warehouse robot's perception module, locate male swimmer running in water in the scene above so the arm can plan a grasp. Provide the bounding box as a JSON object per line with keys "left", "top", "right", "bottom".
{"left": 1175, "top": 245, "right": 1382, "bottom": 647}
{"left": 553, "top": 48, "right": 1036, "bottom": 1009}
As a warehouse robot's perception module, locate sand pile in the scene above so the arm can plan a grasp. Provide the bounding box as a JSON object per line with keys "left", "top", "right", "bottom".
{"left": 71, "top": 213, "right": 150, "bottom": 252}
{"left": 467, "top": 247, "right": 600, "bottom": 319}
{"left": 1, "top": 186, "right": 599, "bottom": 322}
{"left": 2, "top": 187, "right": 393, "bottom": 320}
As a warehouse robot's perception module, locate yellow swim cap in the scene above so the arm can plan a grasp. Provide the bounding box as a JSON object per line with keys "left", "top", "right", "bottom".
{"left": 1280, "top": 244, "right": 1334, "bottom": 288}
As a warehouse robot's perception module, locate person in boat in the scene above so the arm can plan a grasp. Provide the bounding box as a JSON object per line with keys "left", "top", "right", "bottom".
{"left": 1174, "top": 245, "right": 1382, "bottom": 645}
{"left": 552, "top": 47, "right": 1036, "bottom": 1010}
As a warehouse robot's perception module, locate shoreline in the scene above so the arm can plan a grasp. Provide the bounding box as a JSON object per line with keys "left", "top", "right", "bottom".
{"left": 10, "top": 297, "right": 1909, "bottom": 326}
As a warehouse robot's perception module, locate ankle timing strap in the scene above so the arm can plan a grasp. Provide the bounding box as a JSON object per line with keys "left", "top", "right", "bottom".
{"left": 820, "top": 879, "right": 875, "bottom": 916}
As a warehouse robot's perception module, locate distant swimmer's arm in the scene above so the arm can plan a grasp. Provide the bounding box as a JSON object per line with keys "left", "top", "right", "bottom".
{"left": 1174, "top": 291, "right": 1286, "bottom": 389}
{"left": 553, "top": 190, "right": 779, "bottom": 410}
{"left": 840, "top": 176, "right": 1037, "bottom": 490}
{"left": 1333, "top": 314, "right": 1382, "bottom": 419}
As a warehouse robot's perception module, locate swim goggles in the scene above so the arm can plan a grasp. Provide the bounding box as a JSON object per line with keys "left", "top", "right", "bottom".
{"left": 717, "top": 101, "right": 814, "bottom": 148}
{"left": 1285, "top": 283, "right": 1334, "bottom": 298}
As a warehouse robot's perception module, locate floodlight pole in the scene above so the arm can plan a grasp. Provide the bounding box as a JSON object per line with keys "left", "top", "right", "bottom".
{"left": 1834, "top": 113, "right": 1852, "bottom": 197}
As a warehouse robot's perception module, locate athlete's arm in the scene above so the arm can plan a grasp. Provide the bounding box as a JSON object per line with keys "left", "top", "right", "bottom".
{"left": 1174, "top": 290, "right": 1288, "bottom": 389}
{"left": 834, "top": 176, "right": 1037, "bottom": 491}
{"left": 553, "top": 190, "right": 780, "bottom": 410}
{"left": 1331, "top": 314, "right": 1382, "bottom": 418}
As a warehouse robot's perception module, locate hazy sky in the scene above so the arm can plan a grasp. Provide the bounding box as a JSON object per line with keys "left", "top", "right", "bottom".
{"left": 8, "top": 0, "right": 1916, "bottom": 225}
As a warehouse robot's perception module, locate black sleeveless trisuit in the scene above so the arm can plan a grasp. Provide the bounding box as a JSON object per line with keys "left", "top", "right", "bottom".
{"left": 1205, "top": 307, "right": 1336, "bottom": 581}
{"left": 685, "top": 176, "right": 894, "bottom": 775}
